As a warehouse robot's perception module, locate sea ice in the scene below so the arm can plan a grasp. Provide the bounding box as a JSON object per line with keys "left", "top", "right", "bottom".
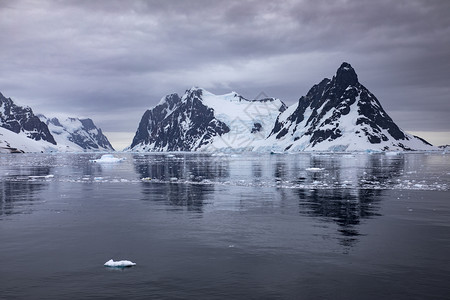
{"left": 28, "top": 174, "right": 54, "bottom": 179}
{"left": 306, "top": 167, "right": 325, "bottom": 171}
{"left": 385, "top": 151, "right": 401, "bottom": 156}
{"left": 91, "top": 154, "right": 125, "bottom": 163}
{"left": 104, "top": 259, "right": 136, "bottom": 268}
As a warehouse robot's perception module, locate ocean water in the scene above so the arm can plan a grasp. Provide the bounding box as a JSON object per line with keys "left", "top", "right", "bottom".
{"left": 0, "top": 152, "right": 449, "bottom": 299}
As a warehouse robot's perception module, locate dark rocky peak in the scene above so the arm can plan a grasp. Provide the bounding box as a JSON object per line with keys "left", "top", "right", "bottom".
{"left": 183, "top": 87, "right": 204, "bottom": 101}
{"left": 49, "top": 117, "right": 62, "bottom": 127}
{"left": 164, "top": 93, "right": 181, "bottom": 109}
{"left": 130, "top": 87, "right": 230, "bottom": 151}
{"left": 80, "top": 118, "right": 96, "bottom": 130}
{"left": 0, "top": 92, "right": 56, "bottom": 145}
{"left": 335, "top": 62, "right": 359, "bottom": 87}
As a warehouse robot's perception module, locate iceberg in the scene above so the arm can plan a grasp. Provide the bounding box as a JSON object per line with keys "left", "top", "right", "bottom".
{"left": 306, "top": 167, "right": 325, "bottom": 171}
{"left": 91, "top": 154, "right": 125, "bottom": 163}
{"left": 104, "top": 259, "right": 136, "bottom": 268}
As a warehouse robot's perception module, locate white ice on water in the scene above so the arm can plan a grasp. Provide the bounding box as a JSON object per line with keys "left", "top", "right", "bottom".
{"left": 91, "top": 154, "right": 125, "bottom": 163}
{"left": 104, "top": 259, "right": 136, "bottom": 268}
{"left": 306, "top": 167, "right": 325, "bottom": 171}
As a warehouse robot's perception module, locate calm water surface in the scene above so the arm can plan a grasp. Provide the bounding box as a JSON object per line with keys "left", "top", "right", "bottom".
{"left": 0, "top": 152, "right": 449, "bottom": 299}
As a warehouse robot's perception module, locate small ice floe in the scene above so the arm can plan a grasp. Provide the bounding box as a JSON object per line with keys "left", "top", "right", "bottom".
{"left": 306, "top": 167, "right": 325, "bottom": 171}
{"left": 385, "top": 151, "right": 401, "bottom": 156}
{"left": 141, "top": 177, "right": 152, "bottom": 181}
{"left": 91, "top": 154, "right": 125, "bottom": 163}
{"left": 166, "top": 154, "right": 175, "bottom": 158}
{"left": 211, "top": 152, "right": 227, "bottom": 157}
{"left": 104, "top": 259, "right": 136, "bottom": 268}
{"left": 29, "top": 174, "right": 54, "bottom": 179}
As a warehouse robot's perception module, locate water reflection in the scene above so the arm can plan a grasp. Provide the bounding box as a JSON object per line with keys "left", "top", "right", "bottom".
{"left": 133, "top": 153, "right": 407, "bottom": 247}
{"left": 0, "top": 166, "right": 51, "bottom": 217}
{"left": 296, "top": 188, "right": 382, "bottom": 247}
{"left": 292, "top": 154, "right": 404, "bottom": 247}
{"left": 134, "top": 154, "right": 229, "bottom": 213}
{"left": 134, "top": 154, "right": 230, "bottom": 182}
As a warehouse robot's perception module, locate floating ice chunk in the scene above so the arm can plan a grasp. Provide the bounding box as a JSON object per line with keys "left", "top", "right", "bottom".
{"left": 306, "top": 167, "right": 325, "bottom": 171}
{"left": 385, "top": 151, "right": 401, "bottom": 156}
{"left": 91, "top": 154, "right": 125, "bottom": 163}
{"left": 104, "top": 259, "right": 136, "bottom": 268}
{"left": 29, "top": 174, "right": 54, "bottom": 179}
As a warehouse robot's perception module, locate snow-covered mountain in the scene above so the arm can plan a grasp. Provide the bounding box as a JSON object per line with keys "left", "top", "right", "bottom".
{"left": 0, "top": 127, "right": 53, "bottom": 153}
{"left": 128, "top": 88, "right": 286, "bottom": 151}
{"left": 129, "top": 64, "right": 434, "bottom": 152}
{"left": 256, "top": 62, "right": 435, "bottom": 152}
{"left": 0, "top": 91, "right": 114, "bottom": 153}
{"left": 0, "top": 92, "right": 56, "bottom": 145}
{"left": 39, "top": 115, "right": 114, "bottom": 151}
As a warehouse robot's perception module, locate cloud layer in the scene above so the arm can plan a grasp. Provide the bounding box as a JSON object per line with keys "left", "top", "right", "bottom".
{"left": 1, "top": 0, "right": 449, "bottom": 145}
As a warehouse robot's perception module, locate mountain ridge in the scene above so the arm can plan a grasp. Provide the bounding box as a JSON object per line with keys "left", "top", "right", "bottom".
{"left": 259, "top": 62, "right": 433, "bottom": 152}
{"left": 128, "top": 63, "right": 435, "bottom": 152}
{"left": 0, "top": 91, "right": 114, "bottom": 152}
{"left": 128, "top": 87, "right": 287, "bottom": 151}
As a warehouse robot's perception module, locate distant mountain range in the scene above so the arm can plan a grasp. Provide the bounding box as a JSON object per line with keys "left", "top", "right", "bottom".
{"left": 0, "top": 62, "right": 439, "bottom": 153}
{"left": 0, "top": 92, "right": 114, "bottom": 153}
{"left": 128, "top": 63, "right": 435, "bottom": 152}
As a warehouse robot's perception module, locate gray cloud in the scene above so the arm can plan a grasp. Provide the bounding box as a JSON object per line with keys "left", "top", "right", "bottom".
{"left": 0, "top": 0, "right": 449, "bottom": 147}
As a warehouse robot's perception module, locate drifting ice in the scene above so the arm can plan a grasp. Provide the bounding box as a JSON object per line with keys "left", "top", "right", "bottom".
{"left": 306, "top": 167, "right": 325, "bottom": 171}
{"left": 104, "top": 259, "right": 136, "bottom": 268}
{"left": 91, "top": 154, "right": 125, "bottom": 163}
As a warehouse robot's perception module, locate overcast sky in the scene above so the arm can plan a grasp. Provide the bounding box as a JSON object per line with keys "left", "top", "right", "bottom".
{"left": 0, "top": 0, "right": 449, "bottom": 149}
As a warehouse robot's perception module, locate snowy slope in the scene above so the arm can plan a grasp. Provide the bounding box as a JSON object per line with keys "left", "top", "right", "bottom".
{"left": 128, "top": 87, "right": 286, "bottom": 151}
{"left": 39, "top": 115, "right": 114, "bottom": 151}
{"left": 198, "top": 89, "right": 286, "bottom": 151}
{"left": 0, "top": 127, "right": 55, "bottom": 153}
{"left": 255, "top": 63, "right": 435, "bottom": 152}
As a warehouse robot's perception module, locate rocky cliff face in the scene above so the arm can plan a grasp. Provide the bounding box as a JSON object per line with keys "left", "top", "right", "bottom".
{"left": 0, "top": 92, "right": 56, "bottom": 145}
{"left": 39, "top": 115, "right": 114, "bottom": 151}
{"left": 130, "top": 91, "right": 230, "bottom": 151}
{"left": 129, "top": 88, "right": 286, "bottom": 151}
{"left": 261, "top": 62, "right": 433, "bottom": 151}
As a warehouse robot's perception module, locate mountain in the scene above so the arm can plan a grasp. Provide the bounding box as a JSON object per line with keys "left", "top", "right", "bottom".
{"left": 0, "top": 92, "right": 56, "bottom": 145}
{"left": 39, "top": 115, "right": 115, "bottom": 151}
{"left": 128, "top": 88, "right": 286, "bottom": 151}
{"left": 257, "top": 62, "right": 434, "bottom": 152}
{"left": 0, "top": 91, "right": 114, "bottom": 152}
{"left": 0, "top": 127, "right": 52, "bottom": 153}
